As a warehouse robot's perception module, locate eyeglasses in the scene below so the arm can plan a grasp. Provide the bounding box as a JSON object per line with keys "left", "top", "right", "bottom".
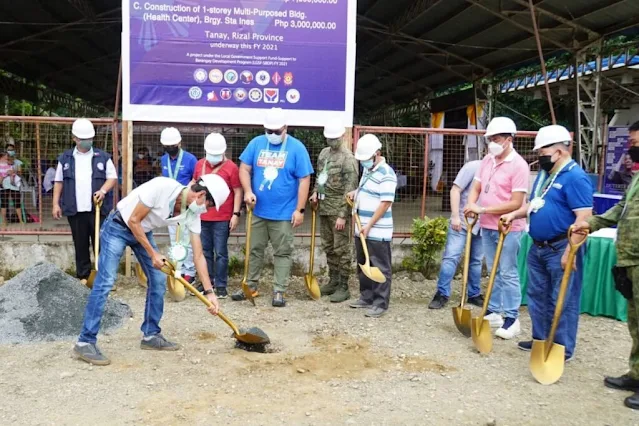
{"left": 265, "top": 128, "right": 284, "bottom": 135}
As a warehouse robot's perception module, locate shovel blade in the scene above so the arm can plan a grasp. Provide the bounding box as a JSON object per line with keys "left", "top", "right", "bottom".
{"left": 135, "top": 263, "right": 148, "bottom": 288}
{"left": 236, "top": 327, "right": 271, "bottom": 345}
{"left": 359, "top": 263, "right": 386, "bottom": 283}
{"left": 166, "top": 275, "right": 186, "bottom": 302}
{"left": 470, "top": 317, "right": 493, "bottom": 353}
{"left": 452, "top": 306, "right": 472, "bottom": 337}
{"left": 241, "top": 281, "right": 256, "bottom": 306}
{"left": 529, "top": 339, "right": 565, "bottom": 385}
{"left": 86, "top": 271, "right": 96, "bottom": 289}
{"left": 304, "top": 275, "right": 321, "bottom": 300}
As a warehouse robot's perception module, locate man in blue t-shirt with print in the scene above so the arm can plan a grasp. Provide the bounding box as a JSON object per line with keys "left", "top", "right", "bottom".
{"left": 233, "top": 108, "right": 314, "bottom": 307}
{"left": 502, "top": 125, "right": 592, "bottom": 362}
{"left": 160, "top": 127, "right": 198, "bottom": 284}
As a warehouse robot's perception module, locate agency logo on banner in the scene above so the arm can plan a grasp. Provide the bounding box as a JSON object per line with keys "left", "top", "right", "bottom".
{"left": 193, "top": 69, "right": 207, "bottom": 83}
{"left": 189, "top": 87, "right": 203, "bottom": 100}
{"left": 271, "top": 72, "right": 281, "bottom": 86}
{"left": 224, "top": 70, "right": 238, "bottom": 84}
{"left": 264, "top": 89, "right": 279, "bottom": 104}
{"left": 209, "top": 69, "right": 223, "bottom": 84}
{"left": 286, "top": 89, "right": 300, "bottom": 104}
{"left": 220, "top": 89, "right": 232, "bottom": 101}
{"left": 256, "top": 71, "right": 270, "bottom": 86}
{"left": 234, "top": 88, "right": 247, "bottom": 103}
{"left": 249, "top": 89, "right": 263, "bottom": 102}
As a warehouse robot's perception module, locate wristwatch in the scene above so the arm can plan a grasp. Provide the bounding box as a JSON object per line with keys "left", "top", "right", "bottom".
{"left": 298, "top": 208, "right": 305, "bottom": 214}
{"left": 203, "top": 289, "right": 213, "bottom": 295}
{"left": 233, "top": 212, "right": 241, "bottom": 217}
{"left": 99, "top": 189, "right": 107, "bottom": 195}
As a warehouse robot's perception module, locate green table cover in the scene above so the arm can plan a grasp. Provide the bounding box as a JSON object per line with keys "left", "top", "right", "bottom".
{"left": 517, "top": 233, "right": 627, "bottom": 322}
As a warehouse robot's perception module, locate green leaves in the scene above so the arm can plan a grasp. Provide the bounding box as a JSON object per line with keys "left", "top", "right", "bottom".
{"left": 402, "top": 216, "right": 449, "bottom": 278}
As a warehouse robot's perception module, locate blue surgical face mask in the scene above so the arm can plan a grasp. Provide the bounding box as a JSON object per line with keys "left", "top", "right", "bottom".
{"left": 206, "top": 154, "right": 224, "bottom": 165}
{"left": 79, "top": 139, "right": 93, "bottom": 150}
{"left": 266, "top": 133, "right": 283, "bottom": 145}
{"left": 189, "top": 199, "right": 208, "bottom": 215}
{"left": 360, "top": 159, "right": 374, "bottom": 170}
{"left": 7, "top": 150, "right": 15, "bottom": 157}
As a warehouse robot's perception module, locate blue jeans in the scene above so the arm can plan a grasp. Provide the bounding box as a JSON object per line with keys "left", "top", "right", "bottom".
{"left": 78, "top": 213, "right": 168, "bottom": 344}
{"left": 482, "top": 229, "right": 523, "bottom": 319}
{"left": 200, "top": 220, "right": 230, "bottom": 288}
{"left": 527, "top": 240, "right": 585, "bottom": 358}
{"left": 168, "top": 224, "right": 195, "bottom": 277}
{"left": 436, "top": 225, "right": 483, "bottom": 298}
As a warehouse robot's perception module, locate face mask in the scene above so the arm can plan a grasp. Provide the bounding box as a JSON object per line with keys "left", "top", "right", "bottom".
{"left": 266, "top": 133, "right": 283, "bottom": 145}
{"left": 7, "top": 150, "right": 15, "bottom": 157}
{"left": 538, "top": 154, "right": 556, "bottom": 173}
{"left": 629, "top": 146, "right": 639, "bottom": 163}
{"left": 79, "top": 139, "right": 93, "bottom": 150}
{"left": 327, "top": 138, "right": 341, "bottom": 149}
{"left": 206, "top": 154, "right": 224, "bottom": 165}
{"left": 137, "top": 154, "right": 145, "bottom": 159}
{"left": 165, "top": 146, "right": 179, "bottom": 156}
{"left": 360, "top": 159, "right": 375, "bottom": 170}
{"left": 488, "top": 142, "right": 505, "bottom": 157}
{"left": 188, "top": 199, "right": 208, "bottom": 215}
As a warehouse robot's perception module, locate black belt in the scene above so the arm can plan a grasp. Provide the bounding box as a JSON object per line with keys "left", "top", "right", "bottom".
{"left": 112, "top": 210, "right": 129, "bottom": 229}
{"left": 532, "top": 234, "right": 567, "bottom": 249}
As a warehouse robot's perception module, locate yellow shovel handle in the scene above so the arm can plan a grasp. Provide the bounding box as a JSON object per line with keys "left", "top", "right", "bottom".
{"left": 309, "top": 206, "right": 317, "bottom": 274}
{"left": 94, "top": 198, "right": 103, "bottom": 271}
{"left": 242, "top": 206, "right": 253, "bottom": 283}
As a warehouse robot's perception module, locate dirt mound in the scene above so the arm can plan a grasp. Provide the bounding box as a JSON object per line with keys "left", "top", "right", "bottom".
{"left": 0, "top": 262, "right": 132, "bottom": 344}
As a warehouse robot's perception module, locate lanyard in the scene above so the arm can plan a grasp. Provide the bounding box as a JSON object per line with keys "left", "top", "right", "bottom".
{"left": 166, "top": 149, "right": 184, "bottom": 181}
{"left": 174, "top": 188, "right": 189, "bottom": 246}
{"left": 266, "top": 135, "right": 288, "bottom": 156}
{"left": 533, "top": 160, "right": 571, "bottom": 200}
{"left": 201, "top": 159, "right": 225, "bottom": 177}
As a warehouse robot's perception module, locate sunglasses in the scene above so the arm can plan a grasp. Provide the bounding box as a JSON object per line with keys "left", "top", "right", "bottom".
{"left": 265, "top": 128, "right": 284, "bottom": 135}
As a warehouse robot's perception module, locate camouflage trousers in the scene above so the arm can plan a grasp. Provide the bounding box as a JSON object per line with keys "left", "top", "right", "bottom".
{"left": 319, "top": 215, "right": 352, "bottom": 281}
{"left": 627, "top": 266, "right": 639, "bottom": 378}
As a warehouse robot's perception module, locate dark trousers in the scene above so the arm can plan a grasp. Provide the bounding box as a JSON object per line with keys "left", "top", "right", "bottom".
{"left": 68, "top": 212, "right": 105, "bottom": 279}
{"left": 355, "top": 238, "right": 392, "bottom": 309}
{"left": 201, "top": 220, "right": 230, "bottom": 288}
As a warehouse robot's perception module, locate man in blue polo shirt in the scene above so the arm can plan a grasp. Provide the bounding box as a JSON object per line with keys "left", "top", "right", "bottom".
{"left": 160, "top": 127, "right": 198, "bottom": 283}
{"left": 233, "top": 108, "right": 314, "bottom": 307}
{"left": 501, "top": 125, "right": 592, "bottom": 361}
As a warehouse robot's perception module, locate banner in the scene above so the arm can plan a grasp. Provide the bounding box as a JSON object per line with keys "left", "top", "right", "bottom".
{"left": 429, "top": 112, "right": 444, "bottom": 191}
{"left": 603, "top": 126, "right": 636, "bottom": 195}
{"left": 122, "top": 0, "right": 356, "bottom": 126}
{"left": 464, "top": 103, "right": 486, "bottom": 161}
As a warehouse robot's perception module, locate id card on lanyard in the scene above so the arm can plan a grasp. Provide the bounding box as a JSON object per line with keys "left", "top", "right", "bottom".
{"left": 166, "top": 149, "right": 184, "bottom": 181}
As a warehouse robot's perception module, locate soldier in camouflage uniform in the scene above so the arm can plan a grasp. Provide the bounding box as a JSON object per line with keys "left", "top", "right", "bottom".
{"left": 574, "top": 120, "right": 639, "bottom": 410}
{"left": 309, "top": 120, "right": 359, "bottom": 303}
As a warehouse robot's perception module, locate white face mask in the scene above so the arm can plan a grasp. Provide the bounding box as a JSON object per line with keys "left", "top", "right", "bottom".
{"left": 188, "top": 199, "right": 208, "bottom": 215}
{"left": 137, "top": 154, "right": 145, "bottom": 159}
{"left": 206, "top": 154, "right": 223, "bottom": 165}
{"left": 488, "top": 141, "right": 508, "bottom": 157}
{"left": 266, "top": 133, "right": 283, "bottom": 145}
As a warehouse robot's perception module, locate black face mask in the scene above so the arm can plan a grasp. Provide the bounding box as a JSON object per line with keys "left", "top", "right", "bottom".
{"left": 629, "top": 146, "right": 639, "bottom": 163}
{"left": 538, "top": 155, "right": 555, "bottom": 173}
{"left": 165, "top": 146, "right": 179, "bottom": 156}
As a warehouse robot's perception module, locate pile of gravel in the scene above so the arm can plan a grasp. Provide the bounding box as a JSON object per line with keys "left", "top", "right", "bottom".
{"left": 0, "top": 262, "right": 132, "bottom": 344}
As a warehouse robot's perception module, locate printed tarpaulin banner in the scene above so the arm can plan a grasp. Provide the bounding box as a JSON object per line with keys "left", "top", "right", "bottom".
{"left": 603, "top": 127, "right": 637, "bottom": 195}
{"left": 122, "top": 0, "right": 356, "bottom": 127}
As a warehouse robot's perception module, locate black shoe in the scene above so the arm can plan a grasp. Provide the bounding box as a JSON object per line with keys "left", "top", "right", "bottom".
{"left": 518, "top": 340, "right": 532, "bottom": 352}
{"left": 215, "top": 287, "right": 228, "bottom": 299}
{"left": 272, "top": 291, "right": 286, "bottom": 307}
{"left": 467, "top": 294, "right": 484, "bottom": 308}
{"left": 605, "top": 374, "right": 639, "bottom": 392}
{"left": 231, "top": 289, "right": 259, "bottom": 301}
{"left": 428, "top": 292, "right": 449, "bottom": 309}
{"left": 625, "top": 392, "right": 639, "bottom": 410}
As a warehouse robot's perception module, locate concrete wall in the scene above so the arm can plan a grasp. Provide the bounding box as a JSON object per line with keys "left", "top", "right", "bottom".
{"left": 0, "top": 239, "right": 414, "bottom": 276}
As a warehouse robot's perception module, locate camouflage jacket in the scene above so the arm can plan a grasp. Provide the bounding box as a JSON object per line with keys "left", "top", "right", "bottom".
{"left": 588, "top": 172, "right": 639, "bottom": 266}
{"left": 313, "top": 146, "right": 359, "bottom": 217}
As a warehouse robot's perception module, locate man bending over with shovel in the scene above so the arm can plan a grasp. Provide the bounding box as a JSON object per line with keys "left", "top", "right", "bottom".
{"left": 501, "top": 125, "right": 592, "bottom": 362}
{"left": 73, "top": 175, "right": 230, "bottom": 366}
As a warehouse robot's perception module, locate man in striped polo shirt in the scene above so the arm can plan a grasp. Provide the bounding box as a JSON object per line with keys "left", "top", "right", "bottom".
{"left": 348, "top": 134, "right": 397, "bottom": 318}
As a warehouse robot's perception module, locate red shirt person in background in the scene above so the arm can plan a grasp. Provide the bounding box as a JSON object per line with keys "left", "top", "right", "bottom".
{"left": 192, "top": 133, "right": 242, "bottom": 299}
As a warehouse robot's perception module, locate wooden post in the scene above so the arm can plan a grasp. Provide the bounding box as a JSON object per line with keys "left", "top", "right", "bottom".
{"left": 344, "top": 126, "right": 353, "bottom": 151}
{"left": 35, "top": 123, "right": 43, "bottom": 231}
{"left": 123, "top": 120, "right": 133, "bottom": 276}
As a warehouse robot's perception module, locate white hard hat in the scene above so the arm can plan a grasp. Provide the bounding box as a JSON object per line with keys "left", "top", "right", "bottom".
{"left": 72, "top": 118, "right": 95, "bottom": 139}
{"left": 198, "top": 174, "right": 230, "bottom": 211}
{"left": 264, "top": 108, "right": 286, "bottom": 130}
{"left": 354, "top": 134, "right": 382, "bottom": 161}
{"left": 160, "top": 127, "right": 181, "bottom": 146}
{"left": 204, "top": 133, "right": 227, "bottom": 155}
{"left": 534, "top": 125, "right": 572, "bottom": 151}
{"left": 324, "top": 119, "right": 346, "bottom": 139}
{"left": 484, "top": 117, "right": 517, "bottom": 138}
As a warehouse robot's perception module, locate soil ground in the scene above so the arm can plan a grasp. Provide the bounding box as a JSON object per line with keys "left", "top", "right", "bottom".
{"left": 0, "top": 273, "right": 637, "bottom": 426}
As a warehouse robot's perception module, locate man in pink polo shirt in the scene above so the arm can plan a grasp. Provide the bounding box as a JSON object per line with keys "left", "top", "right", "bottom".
{"left": 464, "top": 117, "right": 529, "bottom": 340}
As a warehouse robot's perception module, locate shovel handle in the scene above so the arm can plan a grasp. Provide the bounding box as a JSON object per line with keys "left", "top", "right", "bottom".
{"left": 344, "top": 195, "right": 375, "bottom": 271}
{"left": 241, "top": 207, "right": 253, "bottom": 283}
{"left": 464, "top": 213, "right": 479, "bottom": 228}
{"left": 498, "top": 217, "right": 512, "bottom": 235}
{"left": 308, "top": 208, "right": 316, "bottom": 273}
{"left": 162, "top": 263, "right": 242, "bottom": 336}
{"left": 94, "top": 199, "right": 103, "bottom": 270}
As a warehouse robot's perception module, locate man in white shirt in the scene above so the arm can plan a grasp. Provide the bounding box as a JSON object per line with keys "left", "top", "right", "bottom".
{"left": 74, "top": 175, "right": 229, "bottom": 366}
{"left": 52, "top": 119, "right": 117, "bottom": 285}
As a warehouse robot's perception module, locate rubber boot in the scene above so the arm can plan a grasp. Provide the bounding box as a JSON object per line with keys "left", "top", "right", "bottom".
{"left": 330, "top": 275, "right": 350, "bottom": 303}
{"left": 320, "top": 271, "right": 339, "bottom": 296}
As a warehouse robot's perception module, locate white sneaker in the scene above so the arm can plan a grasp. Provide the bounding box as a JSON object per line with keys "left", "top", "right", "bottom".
{"left": 484, "top": 313, "right": 504, "bottom": 329}
{"left": 495, "top": 319, "right": 521, "bottom": 340}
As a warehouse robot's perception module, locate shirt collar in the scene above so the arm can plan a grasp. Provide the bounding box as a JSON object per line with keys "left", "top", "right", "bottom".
{"left": 491, "top": 149, "right": 516, "bottom": 165}
{"left": 371, "top": 157, "right": 387, "bottom": 172}
{"left": 73, "top": 147, "right": 94, "bottom": 156}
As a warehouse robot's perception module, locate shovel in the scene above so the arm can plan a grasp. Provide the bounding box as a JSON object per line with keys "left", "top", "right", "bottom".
{"left": 162, "top": 263, "right": 270, "bottom": 350}
{"left": 452, "top": 213, "right": 479, "bottom": 337}
{"left": 530, "top": 226, "right": 588, "bottom": 385}
{"left": 345, "top": 196, "right": 386, "bottom": 284}
{"left": 241, "top": 205, "right": 256, "bottom": 306}
{"left": 471, "top": 218, "right": 511, "bottom": 353}
{"left": 86, "top": 198, "right": 103, "bottom": 289}
{"left": 304, "top": 202, "right": 321, "bottom": 300}
{"left": 135, "top": 261, "right": 148, "bottom": 289}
